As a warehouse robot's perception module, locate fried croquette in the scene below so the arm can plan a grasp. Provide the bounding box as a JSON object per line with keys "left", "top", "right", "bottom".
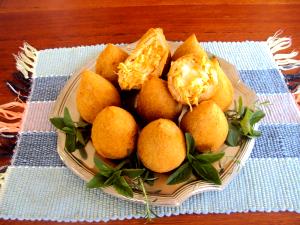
{"left": 118, "top": 28, "right": 170, "bottom": 90}
{"left": 180, "top": 100, "right": 228, "bottom": 152}
{"left": 210, "top": 57, "right": 234, "bottom": 111}
{"left": 172, "top": 34, "right": 208, "bottom": 61}
{"left": 136, "top": 77, "right": 182, "bottom": 122}
{"left": 168, "top": 54, "right": 218, "bottom": 109}
{"left": 92, "top": 106, "right": 138, "bottom": 159}
{"left": 96, "top": 44, "right": 129, "bottom": 85}
{"left": 138, "top": 119, "right": 186, "bottom": 173}
{"left": 76, "top": 70, "right": 121, "bottom": 123}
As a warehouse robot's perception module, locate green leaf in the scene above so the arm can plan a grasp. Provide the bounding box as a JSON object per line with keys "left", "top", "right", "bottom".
{"left": 247, "top": 128, "right": 261, "bottom": 138}
{"left": 240, "top": 108, "right": 254, "bottom": 135}
{"left": 250, "top": 110, "right": 265, "bottom": 125}
{"left": 226, "top": 97, "right": 266, "bottom": 147}
{"left": 76, "top": 130, "right": 85, "bottom": 145}
{"left": 78, "top": 148, "right": 88, "bottom": 159}
{"left": 122, "top": 168, "right": 145, "bottom": 178}
{"left": 113, "top": 176, "right": 133, "bottom": 198}
{"left": 94, "top": 157, "right": 114, "bottom": 177}
{"left": 86, "top": 174, "right": 107, "bottom": 188}
{"left": 49, "top": 117, "right": 65, "bottom": 130}
{"left": 65, "top": 133, "right": 76, "bottom": 152}
{"left": 194, "top": 152, "right": 225, "bottom": 163}
{"left": 187, "top": 153, "right": 195, "bottom": 163}
{"left": 104, "top": 171, "right": 121, "bottom": 186}
{"left": 76, "top": 120, "right": 90, "bottom": 128}
{"left": 63, "top": 108, "right": 74, "bottom": 128}
{"left": 238, "top": 96, "right": 245, "bottom": 116}
{"left": 252, "top": 129, "right": 261, "bottom": 136}
{"left": 62, "top": 127, "right": 75, "bottom": 134}
{"left": 191, "top": 161, "right": 221, "bottom": 185}
{"left": 226, "top": 124, "right": 242, "bottom": 146}
{"left": 167, "top": 162, "right": 192, "bottom": 185}
{"left": 114, "top": 159, "right": 129, "bottom": 171}
{"left": 185, "top": 133, "right": 195, "bottom": 155}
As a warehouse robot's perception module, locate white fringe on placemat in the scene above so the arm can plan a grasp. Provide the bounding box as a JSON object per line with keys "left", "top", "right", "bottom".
{"left": 0, "top": 42, "right": 37, "bottom": 133}
{"left": 13, "top": 42, "right": 38, "bottom": 79}
{"left": 267, "top": 30, "right": 300, "bottom": 71}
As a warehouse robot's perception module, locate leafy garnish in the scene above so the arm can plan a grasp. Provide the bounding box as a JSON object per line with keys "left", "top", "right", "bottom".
{"left": 94, "top": 157, "right": 114, "bottom": 177}
{"left": 122, "top": 168, "right": 145, "bottom": 178}
{"left": 166, "top": 162, "right": 192, "bottom": 185}
{"left": 194, "top": 152, "right": 225, "bottom": 163}
{"left": 50, "top": 107, "right": 91, "bottom": 158}
{"left": 86, "top": 174, "right": 107, "bottom": 188}
{"left": 87, "top": 154, "right": 157, "bottom": 221}
{"left": 63, "top": 107, "right": 74, "bottom": 128}
{"left": 226, "top": 124, "right": 241, "bottom": 146}
{"left": 185, "top": 133, "right": 195, "bottom": 155}
{"left": 191, "top": 161, "right": 221, "bottom": 185}
{"left": 225, "top": 97, "right": 266, "bottom": 146}
{"left": 50, "top": 117, "right": 65, "bottom": 130}
{"left": 113, "top": 175, "right": 134, "bottom": 198}
{"left": 65, "top": 133, "right": 76, "bottom": 152}
{"left": 167, "top": 133, "right": 224, "bottom": 185}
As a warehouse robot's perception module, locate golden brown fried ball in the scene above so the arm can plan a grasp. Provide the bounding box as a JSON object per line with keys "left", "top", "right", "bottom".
{"left": 95, "top": 44, "right": 129, "bottom": 85}
{"left": 210, "top": 57, "right": 234, "bottom": 111}
{"left": 92, "top": 106, "right": 138, "bottom": 159}
{"left": 138, "top": 119, "right": 186, "bottom": 173}
{"left": 136, "top": 77, "right": 182, "bottom": 122}
{"left": 172, "top": 34, "right": 208, "bottom": 61}
{"left": 76, "top": 70, "right": 121, "bottom": 123}
{"left": 181, "top": 100, "right": 228, "bottom": 152}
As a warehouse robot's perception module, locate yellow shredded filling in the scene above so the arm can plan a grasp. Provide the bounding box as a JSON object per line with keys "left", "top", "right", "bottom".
{"left": 118, "top": 38, "right": 164, "bottom": 90}
{"left": 169, "top": 56, "right": 218, "bottom": 109}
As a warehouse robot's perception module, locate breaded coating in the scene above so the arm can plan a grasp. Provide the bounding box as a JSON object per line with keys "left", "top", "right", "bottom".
{"left": 76, "top": 70, "right": 121, "bottom": 123}
{"left": 138, "top": 119, "right": 186, "bottom": 173}
{"left": 96, "top": 44, "right": 128, "bottom": 85}
{"left": 92, "top": 106, "right": 138, "bottom": 159}
{"left": 136, "top": 77, "right": 182, "bottom": 122}
{"left": 181, "top": 100, "right": 228, "bottom": 152}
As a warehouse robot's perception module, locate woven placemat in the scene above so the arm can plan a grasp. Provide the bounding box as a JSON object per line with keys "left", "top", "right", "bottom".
{"left": 0, "top": 39, "right": 299, "bottom": 222}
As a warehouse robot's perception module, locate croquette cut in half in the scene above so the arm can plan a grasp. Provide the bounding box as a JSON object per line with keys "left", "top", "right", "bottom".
{"left": 181, "top": 100, "right": 228, "bottom": 152}
{"left": 96, "top": 44, "right": 129, "bottom": 85}
{"left": 136, "top": 77, "right": 182, "bottom": 122}
{"left": 118, "top": 28, "right": 170, "bottom": 90}
{"left": 138, "top": 119, "right": 186, "bottom": 173}
{"left": 168, "top": 54, "right": 218, "bottom": 109}
{"left": 92, "top": 106, "right": 138, "bottom": 159}
{"left": 76, "top": 70, "right": 121, "bottom": 123}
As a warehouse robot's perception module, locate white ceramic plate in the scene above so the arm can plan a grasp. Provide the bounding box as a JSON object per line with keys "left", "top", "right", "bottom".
{"left": 51, "top": 41, "right": 257, "bottom": 206}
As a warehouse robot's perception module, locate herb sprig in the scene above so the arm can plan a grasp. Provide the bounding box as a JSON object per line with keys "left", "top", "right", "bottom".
{"left": 225, "top": 97, "right": 266, "bottom": 146}
{"left": 87, "top": 154, "right": 157, "bottom": 221}
{"left": 50, "top": 108, "right": 91, "bottom": 158}
{"left": 167, "top": 133, "right": 224, "bottom": 185}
